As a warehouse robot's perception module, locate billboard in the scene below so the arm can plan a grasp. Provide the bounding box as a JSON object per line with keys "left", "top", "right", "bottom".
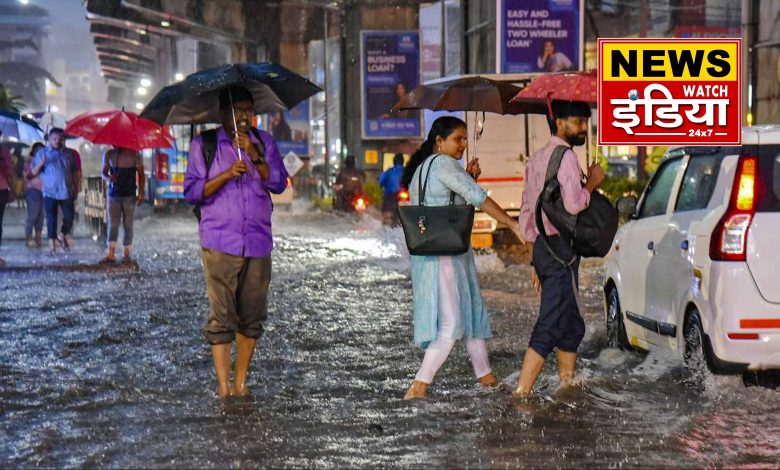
{"left": 269, "top": 100, "right": 310, "bottom": 157}
{"left": 361, "top": 30, "right": 422, "bottom": 139}
{"left": 598, "top": 38, "right": 742, "bottom": 146}
{"left": 498, "top": 0, "right": 583, "bottom": 73}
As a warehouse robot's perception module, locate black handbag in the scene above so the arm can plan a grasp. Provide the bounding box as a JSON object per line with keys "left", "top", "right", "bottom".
{"left": 398, "top": 155, "right": 475, "bottom": 256}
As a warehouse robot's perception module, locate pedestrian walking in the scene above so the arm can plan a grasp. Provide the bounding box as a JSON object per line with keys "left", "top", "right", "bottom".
{"left": 12, "top": 148, "right": 25, "bottom": 209}
{"left": 514, "top": 100, "right": 605, "bottom": 398}
{"left": 378, "top": 152, "right": 404, "bottom": 226}
{"left": 184, "top": 86, "right": 289, "bottom": 399}
{"left": 23, "top": 142, "right": 45, "bottom": 248}
{"left": 61, "top": 147, "right": 83, "bottom": 246}
{"left": 30, "top": 128, "right": 78, "bottom": 256}
{"left": 0, "top": 132, "right": 14, "bottom": 266}
{"left": 99, "top": 146, "right": 145, "bottom": 263}
{"left": 402, "top": 116, "right": 526, "bottom": 400}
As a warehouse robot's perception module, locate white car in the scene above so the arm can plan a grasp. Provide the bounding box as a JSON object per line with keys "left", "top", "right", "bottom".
{"left": 604, "top": 126, "right": 780, "bottom": 374}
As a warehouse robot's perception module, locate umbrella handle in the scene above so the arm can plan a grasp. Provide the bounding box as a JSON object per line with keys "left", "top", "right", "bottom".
{"left": 229, "top": 88, "right": 243, "bottom": 161}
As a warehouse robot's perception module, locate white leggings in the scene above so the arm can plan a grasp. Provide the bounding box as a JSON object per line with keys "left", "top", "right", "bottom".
{"left": 415, "top": 256, "right": 492, "bottom": 384}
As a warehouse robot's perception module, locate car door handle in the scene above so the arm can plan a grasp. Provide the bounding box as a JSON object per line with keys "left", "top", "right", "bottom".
{"left": 647, "top": 241, "right": 654, "bottom": 251}
{"left": 681, "top": 240, "right": 689, "bottom": 250}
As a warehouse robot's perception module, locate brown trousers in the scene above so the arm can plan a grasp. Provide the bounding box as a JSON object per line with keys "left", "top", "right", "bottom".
{"left": 202, "top": 248, "right": 271, "bottom": 345}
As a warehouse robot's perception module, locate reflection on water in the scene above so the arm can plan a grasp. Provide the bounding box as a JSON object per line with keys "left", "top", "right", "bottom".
{"left": 1, "top": 212, "right": 778, "bottom": 467}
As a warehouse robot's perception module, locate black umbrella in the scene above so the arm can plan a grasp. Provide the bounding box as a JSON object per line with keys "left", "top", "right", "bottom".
{"left": 392, "top": 76, "right": 546, "bottom": 115}
{"left": 140, "top": 62, "right": 323, "bottom": 125}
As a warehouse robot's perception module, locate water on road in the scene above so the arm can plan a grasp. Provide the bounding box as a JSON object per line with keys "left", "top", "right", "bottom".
{"left": 1, "top": 211, "right": 778, "bottom": 468}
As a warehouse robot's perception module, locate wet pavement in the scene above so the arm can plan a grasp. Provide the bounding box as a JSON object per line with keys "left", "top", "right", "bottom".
{"left": 1, "top": 206, "right": 779, "bottom": 468}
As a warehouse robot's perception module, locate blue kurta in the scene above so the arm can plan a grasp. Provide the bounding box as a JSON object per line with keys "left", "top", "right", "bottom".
{"left": 409, "top": 154, "right": 491, "bottom": 348}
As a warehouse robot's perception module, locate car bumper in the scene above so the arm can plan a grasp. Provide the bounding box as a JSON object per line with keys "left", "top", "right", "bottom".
{"left": 707, "top": 263, "right": 780, "bottom": 370}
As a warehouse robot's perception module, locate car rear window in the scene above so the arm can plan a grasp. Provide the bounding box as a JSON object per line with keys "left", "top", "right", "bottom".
{"left": 742, "top": 144, "right": 780, "bottom": 212}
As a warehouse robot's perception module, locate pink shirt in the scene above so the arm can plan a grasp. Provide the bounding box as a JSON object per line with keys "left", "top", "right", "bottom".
{"left": 23, "top": 158, "right": 43, "bottom": 191}
{"left": 519, "top": 136, "right": 591, "bottom": 242}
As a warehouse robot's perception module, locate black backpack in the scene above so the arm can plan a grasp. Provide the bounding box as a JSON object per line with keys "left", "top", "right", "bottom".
{"left": 192, "top": 128, "right": 265, "bottom": 221}
{"left": 534, "top": 145, "right": 619, "bottom": 266}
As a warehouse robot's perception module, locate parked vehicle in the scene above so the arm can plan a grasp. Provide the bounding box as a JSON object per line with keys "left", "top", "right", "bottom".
{"left": 603, "top": 126, "right": 780, "bottom": 375}
{"left": 606, "top": 156, "right": 638, "bottom": 180}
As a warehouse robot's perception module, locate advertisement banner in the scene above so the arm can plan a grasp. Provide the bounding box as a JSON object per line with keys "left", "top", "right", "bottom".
{"left": 499, "top": 0, "right": 581, "bottom": 73}
{"left": 154, "top": 148, "right": 187, "bottom": 199}
{"left": 361, "top": 30, "right": 422, "bottom": 140}
{"left": 598, "top": 38, "right": 742, "bottom": 146}
{"left": 269, "top": 100, "right": 310, "bottom": 157}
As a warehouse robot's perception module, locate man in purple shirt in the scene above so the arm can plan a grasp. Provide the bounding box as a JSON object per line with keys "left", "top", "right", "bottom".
{"left": 184, "top": 86, "right": 289, "bottom": 399}
{"left": 515, "top": 100, "right": 605, "bottom": 398}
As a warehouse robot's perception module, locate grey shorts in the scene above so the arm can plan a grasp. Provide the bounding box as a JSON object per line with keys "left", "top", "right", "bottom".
{"left": 202, "top": 248, "right": 272, "bottom": 345}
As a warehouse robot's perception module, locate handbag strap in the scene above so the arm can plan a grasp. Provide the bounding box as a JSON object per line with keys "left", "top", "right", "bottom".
{"left": 417, "top": 154, "right": 457, "bottom": 207}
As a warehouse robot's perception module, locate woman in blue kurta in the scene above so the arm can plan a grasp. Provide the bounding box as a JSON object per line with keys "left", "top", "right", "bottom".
{"left": 403, "top": 116, "right": 526, "bottom": 400}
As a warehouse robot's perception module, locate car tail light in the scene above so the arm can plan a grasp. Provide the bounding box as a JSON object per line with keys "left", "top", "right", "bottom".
{"left": 727, "top": 333, "right": 759, "bottom": 340}
{"left": 398, "top": 189, "right": 410, "bottom": 202}
{"left": 710, "top": 156, "right": 757, "bottom": 261}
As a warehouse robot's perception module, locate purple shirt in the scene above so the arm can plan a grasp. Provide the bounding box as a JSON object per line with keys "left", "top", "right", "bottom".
{"left": 184, "top": 127, "right": 288, "bottom": 258}
{"left": 519, "top": 136, "right": 591, "bottom": 242}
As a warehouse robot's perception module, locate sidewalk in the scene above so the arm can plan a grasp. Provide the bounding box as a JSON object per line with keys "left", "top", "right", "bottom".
{"left": 1, "top": 205, "right": 136, "bottom": 272}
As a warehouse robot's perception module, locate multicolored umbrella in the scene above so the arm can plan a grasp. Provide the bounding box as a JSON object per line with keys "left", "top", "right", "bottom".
{"left": 0, "top": 111, "right": 45, "bottom": 142}
{"left": 64, "top": 110, "right": 174, "bottom": 151}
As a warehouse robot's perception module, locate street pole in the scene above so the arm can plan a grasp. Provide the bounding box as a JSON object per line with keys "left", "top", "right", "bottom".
{"left": 323, "top": 8, "right": 330, "bottom": 190}
{"left": 637, "top": 0, "right": 649, "bottom": 181}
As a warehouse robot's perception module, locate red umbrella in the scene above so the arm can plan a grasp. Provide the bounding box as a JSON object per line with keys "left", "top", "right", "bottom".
{"left": 64, "top": 110, "right": 174, "bottom": 151}
{"left": 510, "top": 70, "right": 597, "bottom": 118}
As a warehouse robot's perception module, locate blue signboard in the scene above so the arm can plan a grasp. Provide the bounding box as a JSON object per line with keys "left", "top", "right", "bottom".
{"left": 361, "top": 30, "right": 422, "bottom": 139}
{"left": 269, "top": 100, "right": 310, "bottom": 156}
{"left": 500, "top": 0, "right": 581, "bottom": 73}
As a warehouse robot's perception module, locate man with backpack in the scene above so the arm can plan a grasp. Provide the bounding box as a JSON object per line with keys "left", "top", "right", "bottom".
{"left": 184, "top": 86, "right": 289, "bottom": 399}
{"left": 515, "top": 100, "right": 605, "bottom": 398}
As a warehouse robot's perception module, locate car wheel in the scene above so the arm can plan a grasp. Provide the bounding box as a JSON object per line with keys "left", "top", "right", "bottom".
{"left": 606, "top": 287, "right": 630, "bottom": 350}
{"left": 684, "top": 309, "right": 710, "bottom": 382}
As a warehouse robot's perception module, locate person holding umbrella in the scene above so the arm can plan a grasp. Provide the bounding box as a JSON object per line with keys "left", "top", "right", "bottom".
{"left": 30, "top": 128, "right": 78, "bottom": 256}
{"left": 99, "top": 146, "right": 145, "bottom": 263}
{"left": 184, "top": 86, "right": 289, "bottom": 400}
{"left": 65, "top": 108, "right": 174, "bottom": 263}
{"left": 514, "top": 100, "right": 605, "bottom": 398}
{"left": 0, "top": 130, "right": 14, "bottom": 265}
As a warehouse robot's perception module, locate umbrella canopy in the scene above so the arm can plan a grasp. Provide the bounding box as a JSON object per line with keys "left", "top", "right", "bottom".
{"left": 64, "top": 110, "right": 174, "bottom": 151}
{"left": 393, "top": 76, "right": 546, "bottom": 115}
{"left": 30, "top": 110, "right": 68, "bottom": 133}
{"left": 0, "top": 111, "right": 45, "bottom": 142}
{"left": 140, "top": 62, "right": 323, "bottom": 125}
{"left": 511, "top": 70, "right": 597, "bottom": 116}
{"left": 0, "top": 141, "right": 29, "bottom": 153}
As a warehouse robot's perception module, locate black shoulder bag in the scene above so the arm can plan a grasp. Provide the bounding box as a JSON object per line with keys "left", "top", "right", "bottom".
{"left": 398, "top": 155, "right": 475, "bottom": 256}
{"left": 192, "top": 128, "right": 266, "bottom": 221}
{"left": 535, "top": 145, "right": 619, "bottom": 266}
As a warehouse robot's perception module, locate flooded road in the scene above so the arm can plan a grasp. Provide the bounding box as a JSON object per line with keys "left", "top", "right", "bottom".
{"left": 1, "top": 210, "right": 779, "bottom": 468}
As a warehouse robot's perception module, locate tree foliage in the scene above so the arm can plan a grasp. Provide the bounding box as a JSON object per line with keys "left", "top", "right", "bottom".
{"left": 0, "top": 84, "right": 26, "bottom": 113}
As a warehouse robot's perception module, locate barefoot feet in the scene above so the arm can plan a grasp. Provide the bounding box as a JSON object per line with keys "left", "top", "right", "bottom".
{"left": 403, "top": 380, "right": 429, "bottom": 400}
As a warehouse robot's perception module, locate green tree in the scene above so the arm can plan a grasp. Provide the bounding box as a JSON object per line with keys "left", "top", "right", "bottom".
{"left": 0, "top": 84, "right": 25, "bottom": 113}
